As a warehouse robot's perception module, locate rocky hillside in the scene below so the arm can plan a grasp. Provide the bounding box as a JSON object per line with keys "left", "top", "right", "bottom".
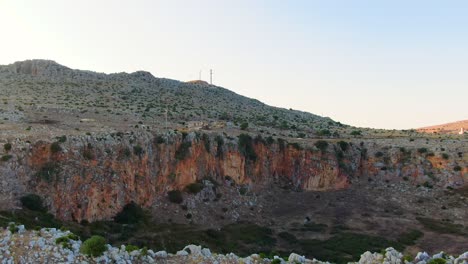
{"left": 0, "top": 59, "right": 339, "bottom": 137}
{"left": 1, "top": 224, "right": 467, "bottom": 263}
{"left": 0, "top": 59, "right": 467, "bottom": 263}
{"left": 418, "top": 120, "right": 468, "bottom": 135}
{"left": 0, "top": 131, "right": 466, "bottom": 222}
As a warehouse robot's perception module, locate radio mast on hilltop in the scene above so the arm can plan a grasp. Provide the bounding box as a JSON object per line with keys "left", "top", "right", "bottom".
{"left": 210, "top": 69, "right": 213, "bottom": 84}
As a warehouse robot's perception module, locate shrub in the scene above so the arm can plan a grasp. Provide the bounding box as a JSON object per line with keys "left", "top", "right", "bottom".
{"left": 168, "top": 190, "right": 183, "bottom": 204}
{"left": 175, "top": 142, "right": 192, "bottom": 160}
{"left": 202, "top": 133, "right": 210, "bottom": 152}
{"left": 428, "top": 259, "right": 447, "bottom": 264}
{"left": 265, "top": 136, "right": 275, "bottom": 145}
{"left": 4, "top": 143, "right": 11, "bottom": 152}
{"left": 154, "top": 135, "right": 165, "bottom": 144}
{"left": 123, "top": 147, "right": 131, "bottom": 158}
{"left": 35, "top": 162, "right": 61, "bottom": 182}
{"left": 317, "top": 129, "right": 331, "bottom": 136}
{"left": 114, "top": 202, "right": 145, "bottom": 224}
{"left": 397, "top": 229, "right": 423, "bottom": 245}
{"left": 441, "top": 153, "right": 449, "bottom": 160}
{"left": 133, "top": 145, "right": 143, "bottom": 156}
{"left": 82, "top": 148, "right": 94, "bottom": 160}
{"left": 271, "top": 259, "right": 281, "bottom": 264}
{"left": 337, "top": 141, "right": 349, "bottom": 151}
{"left": 125, "top": 244, "right": 139, "bottom": 252}
{"left": 288, "top": 142, "right": 302, "bottom": 150}
{"left": 314, "top": 140, "right": 328, "bottom": 152}
{"left": 375, "top": 151, "right": 384, "bottom": 158}
{"left": 350, "top": 130, "right": 362, "bottom": 136}
{"left": 453, "top": 165, "right": 462, "bottom": 172}
{"left": 417, "top": 148, "right": 428, "bottom": 154}
{"left": 1, "top": 155, "right": 12, "bottom": 161}
{"left": 20, "top": 194, "right": 45, "bottom": 211}
{"left": 57, "top": 135, "right": 67, "bottom": 143}
{"left": 80, "top": 235, "right": 106, "bottom": 257}
{"left": 185, "top": 182, "right": 204, "bottom": 194}
{"left": 240, "top": 122, "right": 249, "bottom": 130}
{"left": 215, "top": 135, "right": 224, "bottom": 158}
{"left": 239, "top": 186, "right": 248, "bottom": 195}
{"left": 238, "top": 134, "right": 257, "bottom": 161}
{"left": 50, "top": 142, "right": 62, "bottom": 154}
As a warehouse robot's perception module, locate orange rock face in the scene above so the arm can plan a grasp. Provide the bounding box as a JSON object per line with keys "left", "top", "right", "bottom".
{"left": 11, "top": 133, "right": 463, "bottom": 222}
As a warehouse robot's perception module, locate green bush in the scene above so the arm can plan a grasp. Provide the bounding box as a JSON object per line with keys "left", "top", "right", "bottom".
{"left": 215, "top": 135, "right": 224, "bottom": 158}
{"left": 168, "top": 190, "right": 183, "bottom": 204}
{"left": 50, "top": 142, "right": 62, "bottom": 154}
{"left": 375, "top": 151, "right": 384, "bottom": 158}
{"left": 397, "top": 229, "right": 423, "bottom": 245}
{"left": 288, "top": 142, "right": 303, "bottom": 150}
{"left": 82, "top": 148, "right": 94, "bottom": 160}
{"left": 57, "top": 135, "right": 67, "bottom": 143}
{"left": 428, "top": 258, "right": 447, "bottom": 264}
{"left": 133, "top": 145, "right": 143, "bottom": 156}
{"left": 20, "top": 194, "right": 45, "bottom": 211}
{"left": 125, "top": 244, "right": 139, "bottom": 252}
{"left": 154, "top": 135, "right": 165, "bottom": 144}
{"left": 185, "top": 182, "right": 204, "bottom": 194}
{"left": 350, "top": 130, "right": 362, "bottom": 136}
{"left": 417, "top": 148, "right": 428, "bottom": 154}
{"left": 114, "top": 202, "right": 145, "bottom": 224}
{"left": 80, "top": 235, "right": 106, "bottom": 257}
{"left": 317, "top": 129, "right": 331, "bottom": 136}
{"left": 238, "top": 134, "right": 257, "bottom": 161}
{"left": 454, "top": 165, "right": 462, "bottom": 172}
{"left": 202, "top": 133, "right": 210, "bottom": 152}
{"left": 1, "top": 155, "right": 12, "bottom": 161}
{"left": 4, "top": 143, "right": 12, "bottom": 152}
{"left": 441, "top": 153, "right": 449, "bottom": 160}
{"left": 337, "top": 141, "right": 349, "bottom": 151}
{"left": 240, "top": 122, "right": 249, "bottom": 130}
{"left": 314, "top": 140, "right": 328, "bottom": 152}
{"left": 35, "top": 162, "right": 61, "bottom": 182}
{"left": 175, "top": 142, "right": 192, "bottom": 160}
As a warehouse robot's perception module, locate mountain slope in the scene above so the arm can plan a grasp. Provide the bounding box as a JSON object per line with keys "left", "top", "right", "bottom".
{"left": 418, "top": 120, "right": 468, "bottom": 135}
{"left": 0, "top": 59, "right": 338, "bottom": 136}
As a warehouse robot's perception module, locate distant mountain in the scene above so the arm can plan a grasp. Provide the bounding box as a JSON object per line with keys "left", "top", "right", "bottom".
{"left": 418, "top": 120, "right": 468, "bottom": 134}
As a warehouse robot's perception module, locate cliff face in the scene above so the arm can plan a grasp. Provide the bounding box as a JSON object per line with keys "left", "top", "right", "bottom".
{"left": 0, "top": 132, "right": 466, "bottom": 222}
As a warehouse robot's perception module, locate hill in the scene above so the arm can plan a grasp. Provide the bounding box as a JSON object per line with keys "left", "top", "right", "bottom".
{"left": 418, "top": 120, "right": 468, "bottom": 135}
{"left": 0, "top": 59, "right": 340, "bottom": 138}
{"left": 0, "top": 59, "right": 466, "bottom": 262}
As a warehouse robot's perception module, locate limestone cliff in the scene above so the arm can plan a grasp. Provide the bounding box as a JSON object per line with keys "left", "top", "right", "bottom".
{"left": 0, "top": 132, "right": 465, "bottom": 222}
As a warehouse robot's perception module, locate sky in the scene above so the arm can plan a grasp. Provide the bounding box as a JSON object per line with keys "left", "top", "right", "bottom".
{"left": 0, "top": 0, "right": 467, "bottom": 129}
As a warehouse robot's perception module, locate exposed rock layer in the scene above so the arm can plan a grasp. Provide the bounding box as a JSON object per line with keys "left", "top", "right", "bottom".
{"left": 0, "top": 132, "right": 466, "bottom": 222}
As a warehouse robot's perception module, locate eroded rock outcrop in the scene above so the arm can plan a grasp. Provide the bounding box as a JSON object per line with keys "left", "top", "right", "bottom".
{"left": 0, "top": 131, "right": 465, "bottom": 222}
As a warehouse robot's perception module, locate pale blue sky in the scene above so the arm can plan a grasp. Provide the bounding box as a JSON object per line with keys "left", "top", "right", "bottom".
{"left": 1, "top": 0, "right": 467, "bottom": 129}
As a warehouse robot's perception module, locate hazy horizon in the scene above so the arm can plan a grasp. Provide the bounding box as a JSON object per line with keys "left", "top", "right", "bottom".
{"left": 1, "top": 0, "right": 467, "bottom": 129}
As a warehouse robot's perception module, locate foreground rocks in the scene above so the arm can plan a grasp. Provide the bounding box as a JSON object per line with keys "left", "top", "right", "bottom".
{"left": 0, "top": 225, "right": 466, "bottom": 264}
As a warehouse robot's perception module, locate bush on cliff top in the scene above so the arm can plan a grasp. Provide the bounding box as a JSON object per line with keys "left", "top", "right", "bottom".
{"left": 238, "top": 134, "right": 257, "bottom": 161}
{"left": 81, "top": 235, "right": 106, "bottom": 257}
{"left": 175, "top": 142, "right": 192, "bottom": 160}
{"left": 314, "top": 140, "right": 328, "bottom": 152}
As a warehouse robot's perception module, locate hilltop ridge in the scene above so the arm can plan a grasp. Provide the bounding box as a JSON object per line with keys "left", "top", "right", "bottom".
{"left": 0, "top": 59, "right": 336, "bottom": 138}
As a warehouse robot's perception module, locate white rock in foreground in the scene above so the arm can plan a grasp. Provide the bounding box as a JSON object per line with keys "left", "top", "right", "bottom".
{"left": 0, "top": 224, "right": 466, "bottom": 264}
